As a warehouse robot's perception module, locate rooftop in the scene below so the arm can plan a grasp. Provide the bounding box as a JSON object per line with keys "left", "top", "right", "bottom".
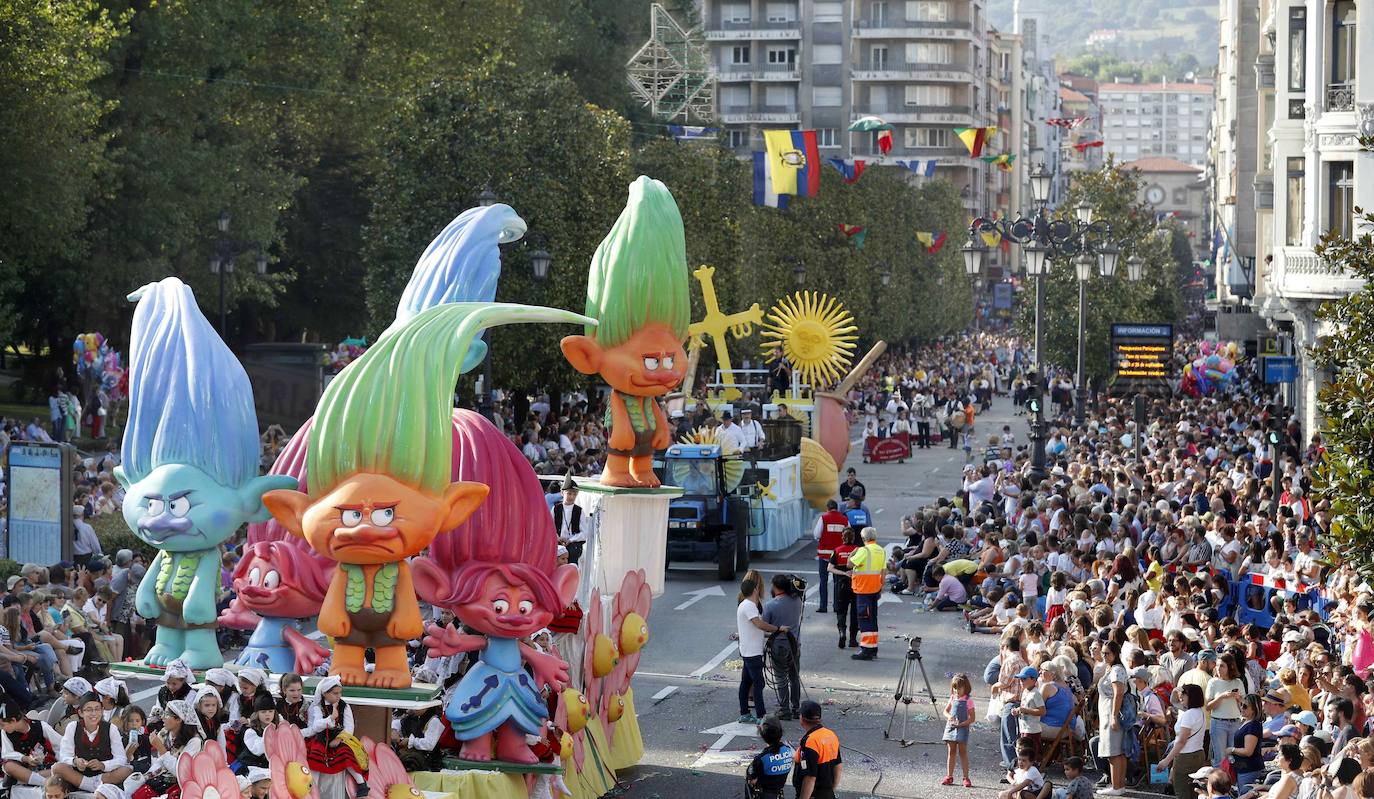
{"left": 1121, "top": 157, "right": 1205, "bottom": 174}
{"left": 1099, "top": 81, "right": 1214, "bottom": 93}
{"left": 1060, "top": 86, "right": 1092, "bottom": 104}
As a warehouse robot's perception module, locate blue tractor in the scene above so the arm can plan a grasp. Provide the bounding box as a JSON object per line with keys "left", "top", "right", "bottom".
{"left": 659, "top": 443, "right": 751, "bottom": 580}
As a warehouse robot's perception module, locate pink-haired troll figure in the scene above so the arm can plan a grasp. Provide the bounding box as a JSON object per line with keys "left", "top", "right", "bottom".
{"left": 415, "top": 409, "right": 577, "bottom": 764}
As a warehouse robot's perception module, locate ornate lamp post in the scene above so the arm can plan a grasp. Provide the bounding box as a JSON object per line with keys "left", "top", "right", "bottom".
{"left": 208, "top": 210, "right": 267, "bottom": 336}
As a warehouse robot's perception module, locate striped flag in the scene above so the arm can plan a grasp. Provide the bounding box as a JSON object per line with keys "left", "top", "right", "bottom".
{"left": 1047, "top": 116, "right": 1087, "bottom": 129}
{"left": 827, "top": 158, "right": 867, "bottom": 184}
{"left": 916, "top": 231, "right": 947, "bottom": 254}
{"left": 763, "top": 129, "right": 822, "bottom": 197}
{"left": 667, "top": 125, "right": 719, "bottom": 142}
{"left": 894, "top": 159, "right": 938, "bottom": 177}
{"left": 752, "top": 151, "right": 790, "bottom": 209}
{"left": 954, "top": 126, "right": 996, "bottom": 157}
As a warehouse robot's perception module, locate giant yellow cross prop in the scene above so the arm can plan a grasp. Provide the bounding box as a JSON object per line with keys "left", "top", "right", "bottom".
{"left": 688, "top": 265, "right": 762, "bottom": 401}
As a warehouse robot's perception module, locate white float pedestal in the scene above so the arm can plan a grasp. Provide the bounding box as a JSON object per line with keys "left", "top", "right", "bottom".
{"left": 572, "top": 480, "right": 681, "bottom": 600}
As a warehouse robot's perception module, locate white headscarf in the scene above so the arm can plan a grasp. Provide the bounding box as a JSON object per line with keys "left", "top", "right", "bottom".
{"left": 247, "top": 767, "right": 272, "bottom": 784}
{"left": 163, "top": 699, "right": 203, "bottom": 738}
{"left": 62, "top": 677, "right": 92, "bottom": 697}
{"left": 164, "top": 659, "right": 193, "bottom": 683}
{"left": 94, "top": 677, "right": 125, "bottom": 700}
{"left": 195, "top": 684, "right": 222, "bottom": 713}
{"left": 311, "top": 676, "right": 342, "bottom": 706}
{"left": 205, "top": 668, "right": 235, "bottom": 687}
{"left": 238, "top": 668, "right": 267, "bottom": 688}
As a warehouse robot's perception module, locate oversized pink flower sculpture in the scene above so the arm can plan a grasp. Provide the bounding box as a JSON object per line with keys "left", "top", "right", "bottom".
{"left": 363, "top": 736, "right": 421, "bottom": 799}
{"left": 177, "top": 741, "right": 241, "bottom": 799}
{"left": 602, "top": 569, "right": 652, "bottom": 742}
{"left": 265, "top": 719, "right": 319, "bottom": 799}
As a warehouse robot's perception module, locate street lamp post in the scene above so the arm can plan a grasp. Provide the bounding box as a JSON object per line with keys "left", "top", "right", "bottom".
{"left": 208, "top": 210, "right": 267, "bottom": 336}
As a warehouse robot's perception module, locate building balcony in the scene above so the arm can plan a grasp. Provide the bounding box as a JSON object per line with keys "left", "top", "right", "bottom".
{"left": 704, "top": 20, "right": 802, "bottom": 40}
{"left": 719, "top": 104, "right": 801, "bottom": 124}
{"left": 1272, "top": 246, "right": 1366, "bottom": 301}
{"left": 716, "top": 63, "right": 801, "bottom": 82}
{"left": 1327, "top": 82, "right": 1356, "bottom": 112}
{"left": 1254, "top": 53, "right": 1275, "bottom": 90}
{"left": 851, "top": 106, "right": 976, "bottom": 125}
{"left": 1253, "top": 174, "right": 1273, "bottom": 210}
{"left": 851, "top": 60, "right": 975, "bottom": 82}
{"left": 852, "top": 18, "right": 975, "bottom": 41}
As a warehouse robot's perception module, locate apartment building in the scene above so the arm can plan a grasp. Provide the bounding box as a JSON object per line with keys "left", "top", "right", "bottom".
{"left": 701, "top": 0, "right": 1001, "bottom": 211}
{"left": 1099, "top": 80, "right": 1214, "bottom": 166}
{"left": 1209, "top": 0, "right": 1372, "bottom": 435}
{"left": 1059, "top": 84, "right": 1104, "bottom": 174}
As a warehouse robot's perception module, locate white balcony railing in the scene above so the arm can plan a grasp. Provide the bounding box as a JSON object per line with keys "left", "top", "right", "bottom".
{"left": 1272, "top": 247, "right": 1366, "bottom": 300}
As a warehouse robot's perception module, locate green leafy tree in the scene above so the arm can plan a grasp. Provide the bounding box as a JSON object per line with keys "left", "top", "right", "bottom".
{"left": 0, "top": 0, "right": 123, "bottom": 346}
{"left": 1312, "top": 210, "right": 1374, "bottom": 577}
{"left": 1016, "top": 164, "right": 1183, "bottom": 382}
{"left": 360, "top": 63, "right": 633, "bottom": 393}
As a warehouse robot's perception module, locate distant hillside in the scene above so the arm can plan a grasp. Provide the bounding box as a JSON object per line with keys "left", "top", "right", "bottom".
{"left": 988, "top": 0, "right": 1218, "bottom": 67}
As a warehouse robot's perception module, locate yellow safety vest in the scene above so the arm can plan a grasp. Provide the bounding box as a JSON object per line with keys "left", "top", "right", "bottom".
{"left": 848, "top": 542, "right": 887, "bottom": 594}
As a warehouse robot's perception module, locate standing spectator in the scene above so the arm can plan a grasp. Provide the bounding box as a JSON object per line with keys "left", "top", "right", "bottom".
{"left": 813, "top": 500, "right": 849, "bottom": 614}
{"left": 72, "top": 510, "right": 101, "bottom": 569}
{"left": 48, "top": 388, "right": 64, "bottom": 443}
{"left": 551, "top": 473, "right": 587, "bottom": 565}
{"left": 1205, "top": 653, "right": 1246, "bottom": 767}
{"left": 1095, "top": 641, "right": 1129, "bottom": 796}
{"left": 847, "top": 528, "right": 885, "bottom": 661}
{"left": 1159, "top": 684, "right": 1208, "bottom": 799}
{"left": 762, "top": 576, "right": 803, "bottom": 720}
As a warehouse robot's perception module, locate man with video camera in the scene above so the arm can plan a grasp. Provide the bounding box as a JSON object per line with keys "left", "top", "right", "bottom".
{"left": 763, "top": 574, "right": 806, "bottom": 720}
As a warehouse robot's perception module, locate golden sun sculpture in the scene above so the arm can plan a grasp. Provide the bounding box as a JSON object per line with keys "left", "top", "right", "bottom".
{"left": 759, "top": 291, "right": 858, "bottom": 389}
{"left": 676, "top": 428, "right": 745, "bottom": 492}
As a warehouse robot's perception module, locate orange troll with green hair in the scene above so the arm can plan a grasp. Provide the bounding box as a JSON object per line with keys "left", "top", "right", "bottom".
{"left": 561, "top": 176, "right": 691, "bottom": 487}
{"left": 263, "top": 302, "right": 593, "bottom": 688}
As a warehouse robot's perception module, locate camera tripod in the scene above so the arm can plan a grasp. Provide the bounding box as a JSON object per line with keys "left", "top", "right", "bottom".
{"left": 883, "top": 635, "right": 938, "bottom": 747}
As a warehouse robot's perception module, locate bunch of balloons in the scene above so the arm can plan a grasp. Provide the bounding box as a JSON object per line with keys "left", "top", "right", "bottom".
{"left": 324, "top": 336, "right": 368, "bottom": 374}
{"left": 1181, "top": 340, "right": 1241, "bottom": 397}
{"left": 72, "top": 332, "right": 126, "bottom": 403}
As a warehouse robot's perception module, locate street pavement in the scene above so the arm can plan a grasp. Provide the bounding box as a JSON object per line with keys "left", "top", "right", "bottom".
{"left": 619, "top": 400, "right": 1040, "bottom": 799}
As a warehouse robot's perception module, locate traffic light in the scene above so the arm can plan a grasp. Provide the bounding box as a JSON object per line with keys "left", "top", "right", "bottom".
{"left": 1267, "top": 430, "right": 1281, "bottom": 447}
{"left": 1026, "top": 371, "right": 1043, "bottom": 415}
{"left": 1027, "top": 396, "right": 1042, "bottom": 415}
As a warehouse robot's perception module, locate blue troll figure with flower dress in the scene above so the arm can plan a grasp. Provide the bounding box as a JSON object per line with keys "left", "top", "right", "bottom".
{"left": 114, "top": 277, "right": 296, "bottom": 668}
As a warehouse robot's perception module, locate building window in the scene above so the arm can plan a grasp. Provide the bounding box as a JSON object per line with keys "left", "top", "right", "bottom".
{"left": 727, "top": 129, "right": 749, "bottom": 149}
{"left": 813, "top": 86, "right": 842, "bottom": 107}
{"left": 903, "top": 127, "right": 950, "bottom": 148}
{"left": 870, "top": 0, "right": 889, "bottom": 25}
{"left": 908, "top": 0, "right": 949, "bottom": 21}
{"left": 764, "top": 85, "right": 796, "bottom": 107}
{"left": 816, "top": 128, "right": 838, "bottom": 148}
{"left": 869, "top": 45, "right": 889, "bottom": 70}
{"left": 731, "top": 46, "right": 750, "bottom": 64}
{"left": 1286, "top": 156, "right": 1305, "bottom": 246}
{"left": 765, "top": 2, "right": 797, "bottom": 22}
{"left": 723, "top": 3, "right": 750, "bottom": 23}
{"left": 1329, "top": 161, "right": 1354, "bottom": 238}
{"left": 767, "top": 47, "right": 797, "bottom": 65}
{"left": 814, "top": 1, "right": 843, "bottom": 23}
{"left": 904, "top": 84, "right": 952, "bottom": 106}
{"left": 721, "top": 85, "right": 749, "bottom": 108}
{"left": 1332, "top": 2, "right": 1357, "bottom": 87}
{"left": 906, "top": 42, "right": 953, "bottom": 64}
{"left": 813, "top": 44, "right": 843, "bottom": 65}
{"left": 1288, "top": 7, "right": 1306, "bottom": 92}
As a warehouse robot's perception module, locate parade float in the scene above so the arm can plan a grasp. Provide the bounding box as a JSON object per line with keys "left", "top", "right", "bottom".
{"left": 108, "top": 178, "right": 689, "bottom": 799}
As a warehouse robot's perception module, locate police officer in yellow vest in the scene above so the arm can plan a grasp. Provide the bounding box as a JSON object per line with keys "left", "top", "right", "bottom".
{"left": 846, "top": 527, "right": 886, "bottom": 660}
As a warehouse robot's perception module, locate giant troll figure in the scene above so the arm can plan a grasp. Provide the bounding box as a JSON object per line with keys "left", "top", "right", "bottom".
{"left": 116, "top": 278, "right": 296, "bottom": 668}
{"left": 263, "top": 302, "right": 592, "bottom": 689}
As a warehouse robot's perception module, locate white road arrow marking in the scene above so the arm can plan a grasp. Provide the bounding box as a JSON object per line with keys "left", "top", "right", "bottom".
{"left": 692, "top": 721, "right": 761, "bottom": 768}
{"left": 878, "top": 591, "right": 904, "bottom": 606}
{"left": 675, "top": 585, "right": 726, "bottom": 611}
{"left": 690, "top": 642, "right": 739, "bottom": 678}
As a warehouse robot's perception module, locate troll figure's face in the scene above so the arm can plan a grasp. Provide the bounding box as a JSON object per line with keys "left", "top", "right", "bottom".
{"left": 115, "top": 464, "right": 295, "bottom": 552}
{"left": 561, "top": 323, "right": 686, "bottom": 397}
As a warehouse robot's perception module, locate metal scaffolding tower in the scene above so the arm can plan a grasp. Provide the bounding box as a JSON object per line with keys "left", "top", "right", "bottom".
{"left": 626, "top": 3, "right": 714, "bottom": 122}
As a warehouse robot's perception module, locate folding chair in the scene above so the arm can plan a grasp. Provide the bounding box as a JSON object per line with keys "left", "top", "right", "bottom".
{"left": 1040, "top": 704, "right": 1083, "bottom": 771}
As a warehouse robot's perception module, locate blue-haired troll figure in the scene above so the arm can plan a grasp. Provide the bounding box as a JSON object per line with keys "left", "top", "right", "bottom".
{"left": 114, "top": 278, "right": 296, "bottom": 668}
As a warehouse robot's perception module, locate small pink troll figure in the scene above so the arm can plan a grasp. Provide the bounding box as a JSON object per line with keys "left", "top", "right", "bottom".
{"left": 414, "top": 409, "right": 578, "bottom": 765}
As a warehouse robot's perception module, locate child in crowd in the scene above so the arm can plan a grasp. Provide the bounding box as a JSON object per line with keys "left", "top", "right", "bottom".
{"left": 998, "top": 742, "right": 1045, "bottom": 799}
{"left": 117, "top": 706, "right": 151, "bottom": 774}
{"left": 1013, "top": 666, "right": 1045, "bottom": 761}
{"left": 1053, "top": 756, "right": 1094, "bottom": 799}
{"left": 941, "top": 674, "right": 975, "bottom": 787}
{"left": 1044, "top": 572, "right": 1069, "bottom": 626}
{"left": 276, "top": 673, "right": 308, "bottom": 730}
{"left": 235, "top": 693, "right": 277, "bottom": 773}
{"left": 1019, "top": 560, "right": 1040, "bottom": 620}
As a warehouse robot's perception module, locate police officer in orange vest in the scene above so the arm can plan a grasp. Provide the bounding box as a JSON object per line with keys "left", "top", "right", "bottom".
{"left": 847, "top": 527, "right": 886, "bottom": 660}
{"left": 812, "top": 500, "right": 849, "bottom": 613}
{"left": 793, "top": 700, "right": 843, "bottom": 799}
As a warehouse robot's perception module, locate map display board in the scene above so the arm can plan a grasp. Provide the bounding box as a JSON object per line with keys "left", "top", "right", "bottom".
{"left": 5, "top": 443, "right": 73, "bottom": 565}
{"left": 1110, "top": 323, "right": 1173, "bottom": 391}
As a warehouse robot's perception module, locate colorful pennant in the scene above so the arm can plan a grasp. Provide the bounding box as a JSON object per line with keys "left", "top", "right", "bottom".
{"left": 980, "top": 153, "right": 1016, "bottom": 171}
{"left": 894, "top": 159, "right": 938, "bottom": 177}
{"left": 916, "top": 231, "right": 947, "bottom": 254}
{"left": 827, "top": 158, "right": 868, "bottom": 184}
{"left": 752, "top": 151, "right": 790, "bottom": 209}
{"left": 1047, "top": 116, "right": 1087, "bottom": 129}
{"left": 1073, "top": 140, "right": 1105, "bottom": 152}
{"left": 954, "top": 126, "right": 997, "bottom": 157}
{"left": 667, "top": 125, "right": 719, "bottom": 141}
{"left": 763, "top": 129, "right": 822, "bottom": 197}
{"left": 838, "top": 223, "right": 867, "bottom": 249}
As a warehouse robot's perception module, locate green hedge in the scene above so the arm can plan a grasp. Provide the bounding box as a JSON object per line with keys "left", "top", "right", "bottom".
{"left": 88, "top": 513, "right": 158, "bottom": 560}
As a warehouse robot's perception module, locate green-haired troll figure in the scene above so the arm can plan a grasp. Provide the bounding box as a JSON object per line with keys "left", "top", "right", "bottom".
{"left": 263, "top": 302, "right": 592, "bottom": 688}
{"left": 561, "top": 176, "right": 690, "bottom": 487}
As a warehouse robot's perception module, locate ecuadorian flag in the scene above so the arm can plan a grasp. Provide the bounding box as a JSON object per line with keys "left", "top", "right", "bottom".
{"left": 753, "top": 152, "right": 790, "bottom": 209}
{"left": 764, "top": 130, "right": 821, "bottom": 197}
